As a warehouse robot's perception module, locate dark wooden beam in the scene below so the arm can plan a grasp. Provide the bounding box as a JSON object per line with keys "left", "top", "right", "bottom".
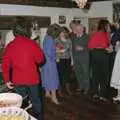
{"left": 0, "top": 0, "right": 77, "bottom": 8}
{"left": 0, "top": 0, "right": 111, "bottom": 8}
{"left": 0, "top": 16, "right": 51, "bottom": 29}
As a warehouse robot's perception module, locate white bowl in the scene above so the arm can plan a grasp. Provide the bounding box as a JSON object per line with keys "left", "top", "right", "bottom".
{"left": 0, "top": 107, "right": 29, "bottom": 120}
{"left": 0, "top": 93, "right": 23, "bottom": 108}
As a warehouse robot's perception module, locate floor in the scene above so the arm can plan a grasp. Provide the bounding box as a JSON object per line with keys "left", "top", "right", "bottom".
{"left": 28, "top": 90, "right": 120, "bottom": 120}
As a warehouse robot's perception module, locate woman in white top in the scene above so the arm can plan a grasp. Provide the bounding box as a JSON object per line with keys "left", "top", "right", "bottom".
{"left": 110, "top": 41, "right": 120, "bottom": 101}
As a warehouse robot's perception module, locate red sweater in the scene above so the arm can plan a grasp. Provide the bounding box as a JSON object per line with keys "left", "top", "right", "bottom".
{"left": 2, "top": 36, "right": 44, "bottom": 85}
{"left": 88, "top": 31, "right": 109, "bottom": 49}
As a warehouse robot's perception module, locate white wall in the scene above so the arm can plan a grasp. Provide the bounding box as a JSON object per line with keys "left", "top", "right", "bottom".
{"left": 88, "top": 1, "right": 113, "bottom": 21}
{"left": 0, "top": 1, "right": 113, "bottom": 44}
{"left": 0, "top": 1, "right": 113, "bottom": 25}
{"left": 113, "top": 0, "right": 120, "bottom": 3}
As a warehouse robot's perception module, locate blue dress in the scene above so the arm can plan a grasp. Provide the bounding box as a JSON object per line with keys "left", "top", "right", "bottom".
{"left": 41, "top": 35, "right": 59, "bottom": 90}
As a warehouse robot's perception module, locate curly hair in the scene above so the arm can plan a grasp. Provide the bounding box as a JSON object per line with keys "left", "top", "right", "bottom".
{"left": 69, "top": 20, "right": 81, "bottom": 29}
{"left": 59, "top": 26, "right": 70, "bottom": 39}
{"left": 47, "top": 23, "right": 61, "bottom": 39}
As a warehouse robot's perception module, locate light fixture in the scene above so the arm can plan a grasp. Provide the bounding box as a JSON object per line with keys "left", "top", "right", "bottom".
{"left": 72, "top": 0, "right": 88, "bottom": 8}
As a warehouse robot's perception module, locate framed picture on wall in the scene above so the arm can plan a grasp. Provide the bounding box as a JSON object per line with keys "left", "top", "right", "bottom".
{"left": 59, "top": 16, "right": 66, "bottom": 24}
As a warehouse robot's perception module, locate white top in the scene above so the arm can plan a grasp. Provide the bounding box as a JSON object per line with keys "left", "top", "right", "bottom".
{"left": 111, "top": 49, "right": 120, "bottom": 89}
{"left": 5, "top": 30, "right": 15, "bottom": 47}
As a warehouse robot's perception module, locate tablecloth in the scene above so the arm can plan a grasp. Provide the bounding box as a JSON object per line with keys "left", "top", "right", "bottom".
{"left": 31, "top": 115, "right": 37, "bottom": 120}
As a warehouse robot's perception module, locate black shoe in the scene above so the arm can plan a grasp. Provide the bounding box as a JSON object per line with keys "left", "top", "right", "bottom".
{"left": 92, "top": 94, "right": 99, "bottom": 101}
{"left": 99, "top": 97, "right": 109, "bottom": 104}
{"left": 113, "top": 99, "right": 120, "bottom": 104}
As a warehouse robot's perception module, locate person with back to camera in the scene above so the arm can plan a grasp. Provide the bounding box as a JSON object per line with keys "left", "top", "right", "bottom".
{"left": 41, "top": 23, "right": 61, "bottom": 105}
{"left": 88, "top": 19, "right": 112, "bottom": 102}
{"left": 2, "top": 17, "right": 45, "bottom": 120}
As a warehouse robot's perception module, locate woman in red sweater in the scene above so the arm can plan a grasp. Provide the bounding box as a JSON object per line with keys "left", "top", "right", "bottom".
{"left": 88, "top": 19, "right": 112, "bottom": 102}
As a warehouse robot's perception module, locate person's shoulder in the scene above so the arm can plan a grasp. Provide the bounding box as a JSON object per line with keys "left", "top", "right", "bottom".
{"left": 4, "top": 39, "right": 16, "bottom": 52}
{"left": 5, "top": 37, "right": 16, "bottom": 47}
{"left": 44, "top": 35, "right": 54, "bottom": 44}
{"left": 45, "top": 35, "right": 53, "bottom": 40}
{"left": 91, "top": 31, "right": 105, "bottom": 37}
{"left": 69, "top": 32, "right": 76, "bottom": 39}
{"left": 26, "top": 38, "right": 39, "bottom": 47}
{"left": 92, "top": 31, "right": 98, "bottom": 35}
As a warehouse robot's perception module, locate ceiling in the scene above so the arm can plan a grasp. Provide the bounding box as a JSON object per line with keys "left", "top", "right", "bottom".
{"left": 0, "top": 0, "right": 111, "bottom": 8}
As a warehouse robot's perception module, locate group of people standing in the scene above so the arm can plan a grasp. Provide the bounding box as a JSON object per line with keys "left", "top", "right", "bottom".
{"left": 2, "top": 16, "right": 120, "bottom": 120}
{"left": 88, "top": 19, "right": 120, "bottom": 103}
{"left": 42, "top": 18, "right": 120, "bottom": 105}
{"left": 41, "top": 20, "right": 90, "bottom": 105}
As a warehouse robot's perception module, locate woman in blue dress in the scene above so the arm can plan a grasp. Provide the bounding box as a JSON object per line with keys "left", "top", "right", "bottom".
{"left": 42, "top": 24, "right": 60, "bottom": 105}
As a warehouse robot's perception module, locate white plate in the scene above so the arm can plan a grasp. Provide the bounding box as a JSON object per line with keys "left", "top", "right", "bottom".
{"left": 0, "top": 93, "right": 23, "bottom": 108}
{"left": 0, "top": 107, "right": 29, "bottom": 120}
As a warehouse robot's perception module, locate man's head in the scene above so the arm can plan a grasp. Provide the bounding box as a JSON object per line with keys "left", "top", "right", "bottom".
{"left": 75, "top": 24, "right": 84, "bottom": 35}
{"left": 69, "top": 20, "right": 81, "bottom": 34}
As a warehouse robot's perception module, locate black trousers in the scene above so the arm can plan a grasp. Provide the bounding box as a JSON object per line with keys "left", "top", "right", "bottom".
{"left": 57, "top": 58, "right": 71, "bottom": 88}
{"left": 14, "top": 84, "right": 44, "bottom": 120}
{"left": 90, "top": 49, "right": 110, "bottom": 97}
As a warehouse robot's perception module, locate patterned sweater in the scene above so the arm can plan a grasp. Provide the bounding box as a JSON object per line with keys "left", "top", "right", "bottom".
{"left": 56, "top": 38, "right": 72, "bottom": 59}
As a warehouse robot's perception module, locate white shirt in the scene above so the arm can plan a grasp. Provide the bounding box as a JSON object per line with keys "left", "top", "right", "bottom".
{"left": 5, "top": 30, "right": 15, "bottom": 47}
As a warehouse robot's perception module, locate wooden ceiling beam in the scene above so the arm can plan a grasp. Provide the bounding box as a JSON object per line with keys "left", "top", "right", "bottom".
{"left": 0, "top": 0, "right": 77, "bottom": 8}
{"left": 0, "top": 0, "right": 110, "bottom": 8}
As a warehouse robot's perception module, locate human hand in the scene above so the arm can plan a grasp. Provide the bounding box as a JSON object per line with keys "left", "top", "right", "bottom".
{"left": 76, "top": 46, "right": 84, "bottom": 51}
{"left": 56, "top": 49, "right": 65, "bottom": 53}
{"left": 59, "top": 49, "right": 66, "bottom": 53}
{"left": 105, "top": 47, "right": 113, "bottom": 53}
{"left": 6, "top": 81, "right": 14, "bottom": 89}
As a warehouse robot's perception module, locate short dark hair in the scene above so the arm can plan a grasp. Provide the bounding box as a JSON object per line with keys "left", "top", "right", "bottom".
{"left": 60, "top": 26, "right": 70, "bottom": 33}
{"left": 60, "top": 26, "right": 70, "bottom": 39}
{"left": 47, "top": 23, "right": 61, "bottom": 39}
{"left": 97, "top": 19, "right": 110, "bottom": 32}
{"left": 69, "top": 20, "right": 81, "bottom": 28}
{"left": 12, "top": 17, "right": 31, "bottom": 38}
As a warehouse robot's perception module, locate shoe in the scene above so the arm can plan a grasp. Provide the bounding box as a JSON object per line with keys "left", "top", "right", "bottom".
{"left": 51, "top": 97, "right": 60, "bottom": 105}
{"left": 92, "top": 94, "right": 99, "bottom": 99}
{"left": 99, "top": 97, "right": 109, "bottom": 103}
{"left": 76, "top": 88, "right": 81, "bottom": 92}
{"left": 65, "top": 83, "right": 72, "bottom": 96}
{"left": 83, "top": 90, "right": 89, "bottom": 95}
{"left": 92, "top": 94, "right": 99, "bottom": 102}
{"left": 113, "top": 96, "right": 120, "bottom": 101}
{"left": 58, "top": 90, "right": 64, "bottom": 98}
{"left": 45, "top": 93, "right": 51, "bottom": 98}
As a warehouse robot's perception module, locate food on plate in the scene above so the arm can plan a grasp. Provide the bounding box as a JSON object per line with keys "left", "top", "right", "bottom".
{"left": 0, "top": 100, "right": 17, "bottom": 107}
{"left": 0, "top": 115, "right": 24, "bottom": 120}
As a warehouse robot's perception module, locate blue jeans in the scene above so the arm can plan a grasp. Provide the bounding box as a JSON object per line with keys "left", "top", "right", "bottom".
{"left": 14, "top": 84, "right": 44, "bottom": 120}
